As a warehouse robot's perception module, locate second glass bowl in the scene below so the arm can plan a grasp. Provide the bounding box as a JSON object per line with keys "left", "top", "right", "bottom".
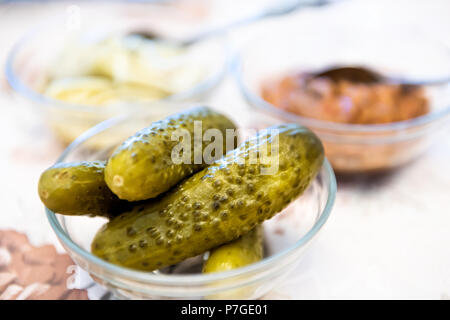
{"left": 6, "top": 2, "right": 228, "bottom": 145}
{"left": 235, "top": 22, "right": 450, "bottom": 174}
{"left": 45, "top": 108, "right": 336, "bottom": 300}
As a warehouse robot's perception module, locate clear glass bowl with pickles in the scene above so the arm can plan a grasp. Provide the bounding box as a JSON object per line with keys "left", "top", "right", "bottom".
{"left": 6, "top": 3, "right": 228, "bottom": 145}
{"left": 39, "top": 106, "right": 336, "bottom": 299}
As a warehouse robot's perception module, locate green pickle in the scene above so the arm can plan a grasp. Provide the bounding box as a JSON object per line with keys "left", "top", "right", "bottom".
{"left": 38, "top": 161, "right": 127, "bottom": 217}
{"left": 203, "top": 227, "right": 263, "bottom": 299}
{"left": 203, "top": 226, "right": 263, "bottom": 273}
{"left": 105, "top": 106, "right": 237, "bottom": 201}
{"left": 92, "top": 124, "right": 324, "bottom": 271}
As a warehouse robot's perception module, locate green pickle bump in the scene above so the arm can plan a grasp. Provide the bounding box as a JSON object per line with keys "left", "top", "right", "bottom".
{"left": 203, "top": 226, "right": 263, "bottom": 273}
{"left": 92, "top": 124, "right": 324, "bottom": 271}
{"left": 38, "top": 161, "right": 128, "bottom": 218}
{"left": 105, "top": 106, "right": 237, "bottom": 201}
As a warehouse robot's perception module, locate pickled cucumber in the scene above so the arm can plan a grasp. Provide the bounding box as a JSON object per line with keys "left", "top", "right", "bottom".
{"left": 38, "top": 161, "right": 127, "bottom": 217}
{"left": 105, "top": 106, "right": 236, "bottom": 201}
{"left": 92, "top": 124, "right": 324, "bottom": 271}
{"left": 203, "top": 226, "right": 263, "bottom": 273}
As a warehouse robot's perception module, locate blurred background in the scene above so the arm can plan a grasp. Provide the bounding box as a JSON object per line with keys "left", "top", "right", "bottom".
{"left": 0, "top": 0, "right": 449, "bottom": 300}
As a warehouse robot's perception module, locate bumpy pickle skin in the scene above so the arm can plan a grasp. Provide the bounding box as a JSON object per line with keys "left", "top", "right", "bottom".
{"left": 38, "top": 161, "right": 127, "bottom": 217}
{"left": 203, "top": 226, "right": 263, "bottom": 273}
{"left": 104, "top": 106, "right": 237, "bottom": 201}
{"left": 92, "top": 124, "right": 324, "bottom": 271}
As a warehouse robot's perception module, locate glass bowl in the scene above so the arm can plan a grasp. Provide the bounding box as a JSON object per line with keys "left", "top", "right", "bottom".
{"left": 44, "top": 108, "right": 336, "bottom": 300}
{"left": 235, "top": 22, "right": 450, "bottom": 174}
{"left": 5, "top": 2, "right": 228, "bottom": 145}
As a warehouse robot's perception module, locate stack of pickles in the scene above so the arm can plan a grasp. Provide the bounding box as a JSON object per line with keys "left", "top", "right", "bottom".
{"left": 38, "top": 107, "right": 324, "bottom": 274}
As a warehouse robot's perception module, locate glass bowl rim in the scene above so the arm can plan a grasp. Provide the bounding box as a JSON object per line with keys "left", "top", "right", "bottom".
{"left": 233, "top": 40, "right": 450, "bottom": 134}
{"left": 5, "top": 17, "right": 230, "bottom": 113}
{"left": 45, "top": 113, "right": 337, "bottom": 286}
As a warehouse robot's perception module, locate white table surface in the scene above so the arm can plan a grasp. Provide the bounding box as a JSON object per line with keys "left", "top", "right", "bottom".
{"left": 0, "top": 0, "right": 449, "bottom": 299}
